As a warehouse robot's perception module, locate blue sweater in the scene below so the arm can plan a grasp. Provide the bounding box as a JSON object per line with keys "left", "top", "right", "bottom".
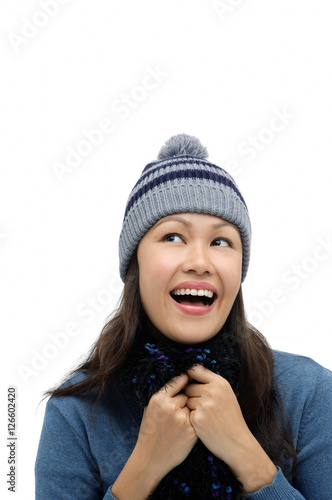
{"left": 35, "top": 351, "right": 332, "bottom": 499}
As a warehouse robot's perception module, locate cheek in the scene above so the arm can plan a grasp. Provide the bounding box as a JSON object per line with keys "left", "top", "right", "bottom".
{"left": 217, "top": 257, "right": 242, "bottom": 296}
{"left": 140, "top": 248, "right": 175, "bottom": 282}
{"left": 218, "top": 253, "right": 242, "bottom": 276}
{"left": 138, "top": 252, "right": 170, "bottom": 309}
{"left": 140, "top": 258, "right": 165, "bottom": 286}
{"left": 229, "top": 264, "right": 242, "bottom": 288}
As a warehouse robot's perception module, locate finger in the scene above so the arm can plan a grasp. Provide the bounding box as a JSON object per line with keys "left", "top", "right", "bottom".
{"left": 160, "top": 372, "right": 189, "bottom": 397}
{"left": 185, "top": 383, "right": 203, "bottom": 398}
{"left": 187, "top": 364, "right": 215, "bottom": 383}
{"left": 186, "top": 397, "right": 200, "bottom": 411}
{"left": 173, "top": 393, "right": 188, "bottom": 408}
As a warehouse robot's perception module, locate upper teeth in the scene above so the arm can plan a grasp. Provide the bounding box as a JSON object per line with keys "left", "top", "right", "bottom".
{"left": 172, "top": 289, "right": 214, "bottom": 298}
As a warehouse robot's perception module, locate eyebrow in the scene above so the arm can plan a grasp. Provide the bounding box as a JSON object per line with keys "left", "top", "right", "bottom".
{"left": 153, "top": 215, "right": 234, "bottom": 231}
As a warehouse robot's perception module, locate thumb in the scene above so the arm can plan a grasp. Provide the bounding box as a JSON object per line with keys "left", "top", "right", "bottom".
{"left": 161, "top": 372, "right": 189, "bottom": 397}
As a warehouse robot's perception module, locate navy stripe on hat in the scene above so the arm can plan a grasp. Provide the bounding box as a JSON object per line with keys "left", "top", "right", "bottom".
{"left": 125, "top": 165, "right": 247, "bottom": 220}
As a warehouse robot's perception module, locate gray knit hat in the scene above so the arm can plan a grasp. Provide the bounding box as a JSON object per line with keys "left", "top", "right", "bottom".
{"left": 119, "top": 134, "right": 251, "bottom": 282}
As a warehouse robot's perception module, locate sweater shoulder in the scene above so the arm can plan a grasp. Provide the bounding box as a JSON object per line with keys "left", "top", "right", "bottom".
{"left": 45, "top": 370, "right": 142, "bottom": 431}
{"left": 45, "top": 372, "right": 100, "bottom": 427}
{"left": 272, "top": 350, "right": 331, "bottom": 380}
{"left": 271, "top": 350, "right": 332, "bottom": 409}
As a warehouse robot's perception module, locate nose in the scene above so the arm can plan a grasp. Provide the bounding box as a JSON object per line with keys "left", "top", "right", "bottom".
{"left": 181, "top": 242, "right": 215, "bottom": 275}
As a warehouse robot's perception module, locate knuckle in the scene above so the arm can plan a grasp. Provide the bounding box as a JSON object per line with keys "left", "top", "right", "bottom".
{"left": 191, "top": 410, "right": 203, "bottom": 427}
{"left": 175, "top": 409, "right": 187, "bottom": 424}
{"left": 152, "top": 390, "right": 164, "bottom": 402}
{"left": 219, "top": 377, "right": 231, "bottom": 390}
{"left": 167, "top": 402, "right": 177, "bottom": 414}
{"left": 150, "top": 391, "right": 166, "bottom": 408}
{"left": 204, "top": 400, "right": 214, "bottom": 412}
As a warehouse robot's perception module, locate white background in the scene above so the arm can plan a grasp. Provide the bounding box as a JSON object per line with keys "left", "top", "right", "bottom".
{"left": 1, "top": 1, "right": 332, "bottom": 498}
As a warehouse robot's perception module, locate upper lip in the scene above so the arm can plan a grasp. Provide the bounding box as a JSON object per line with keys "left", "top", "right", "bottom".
{"left": 170, "top": 281, "right": 218, "bottom": 297}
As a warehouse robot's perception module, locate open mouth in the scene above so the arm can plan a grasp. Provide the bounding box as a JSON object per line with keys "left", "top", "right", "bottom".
{"left": 170, "top": 289, "right": 216, "bottom": 308}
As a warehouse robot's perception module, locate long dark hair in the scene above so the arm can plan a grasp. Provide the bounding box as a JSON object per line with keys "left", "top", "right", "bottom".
{"left": 46, "top": 251, "right": 297, "bottom": 474}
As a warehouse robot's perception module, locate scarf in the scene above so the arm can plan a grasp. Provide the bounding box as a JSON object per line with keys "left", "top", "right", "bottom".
{"left": 120, "top": 330, "right": 244, "bottom": 499}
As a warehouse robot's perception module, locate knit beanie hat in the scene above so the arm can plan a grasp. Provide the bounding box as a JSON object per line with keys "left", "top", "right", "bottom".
{"left": 119, "top": 133, "right": 251, "bottom": 282}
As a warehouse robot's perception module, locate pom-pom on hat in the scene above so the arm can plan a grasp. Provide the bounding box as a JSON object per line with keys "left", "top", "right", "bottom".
{"left": 119, "top": 133, "right": 251, "bottom": 282}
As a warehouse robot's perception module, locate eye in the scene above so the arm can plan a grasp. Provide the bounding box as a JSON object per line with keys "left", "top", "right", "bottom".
{"left": 212, "top": 237, "right": 231, "bottom": 247}
{"left": 163, "top": 233, "right": 183, "bottom": 243}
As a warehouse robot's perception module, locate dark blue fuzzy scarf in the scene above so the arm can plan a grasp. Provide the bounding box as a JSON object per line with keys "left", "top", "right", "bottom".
{"left": 121, "top": 331, "right": 244, "bottom": 499}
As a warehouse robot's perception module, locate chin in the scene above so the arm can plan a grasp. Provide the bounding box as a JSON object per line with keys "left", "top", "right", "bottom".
{"left": 161, "top": 329, "right": 220, "bottom": 345}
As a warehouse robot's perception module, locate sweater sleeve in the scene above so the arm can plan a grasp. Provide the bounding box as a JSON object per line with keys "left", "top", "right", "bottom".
{"left": 35, "top": 399, "right": 118, "bottom": 500}
{"left": 243, "top": 363, "right": 332, "bottom": 500}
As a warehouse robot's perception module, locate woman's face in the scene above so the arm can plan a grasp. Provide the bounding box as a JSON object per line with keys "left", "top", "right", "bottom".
{"left": 137, "top": 212, "right": 242, "bottom": 344}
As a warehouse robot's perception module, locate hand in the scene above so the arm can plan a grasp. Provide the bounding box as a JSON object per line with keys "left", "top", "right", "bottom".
{"left": 185, "top": 365, "right": 277, "bottom": 493}
{"left": 136, "top": 372, "right": 198, "bottom": 479}
{"left": 185, "top": 365, "right": 248, "bottom": 461}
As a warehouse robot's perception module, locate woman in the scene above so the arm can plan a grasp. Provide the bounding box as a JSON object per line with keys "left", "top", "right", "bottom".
{"left": 35, "top": 134, "right": 332, "bottom": 499}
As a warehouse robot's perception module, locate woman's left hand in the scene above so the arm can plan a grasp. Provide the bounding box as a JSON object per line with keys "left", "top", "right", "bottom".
{"left": 185, "top": 364, "right": 277, "bottom": 493}
{"left": 185, "top": 364, "right": 249, "bottom": 462}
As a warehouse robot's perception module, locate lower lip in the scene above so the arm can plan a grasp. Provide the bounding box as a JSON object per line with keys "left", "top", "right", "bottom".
{"left": 170, "top": 296, "right": 217, "bottom": 316}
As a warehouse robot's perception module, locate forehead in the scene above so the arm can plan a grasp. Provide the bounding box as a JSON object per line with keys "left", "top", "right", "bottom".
{"left": 152, "top": 212, "right": 239, "bottom": 230}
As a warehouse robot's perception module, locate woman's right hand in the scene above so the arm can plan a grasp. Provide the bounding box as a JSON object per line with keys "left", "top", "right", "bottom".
{"left": 136, "top": 372, "right": 198, "bottom": 475}
{"left": 111, "top": 373, "right": 197, "bottom": 500}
